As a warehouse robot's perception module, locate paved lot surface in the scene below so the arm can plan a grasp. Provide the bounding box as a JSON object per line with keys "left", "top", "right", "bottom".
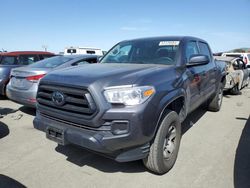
{"left": 0, "top": 87, "right": 250, "bottom": 188}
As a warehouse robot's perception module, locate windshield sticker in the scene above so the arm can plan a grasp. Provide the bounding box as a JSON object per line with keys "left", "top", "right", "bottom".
{"left": 159, "top": 41, "right": 180, "bottom": 46}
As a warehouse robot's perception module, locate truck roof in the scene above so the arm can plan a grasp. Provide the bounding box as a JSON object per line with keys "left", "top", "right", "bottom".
{"left": 121, "top": 36, "right": 208, "bottom": 43}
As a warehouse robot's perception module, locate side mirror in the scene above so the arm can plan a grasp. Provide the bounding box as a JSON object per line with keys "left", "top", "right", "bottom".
{"left": 187, "top": 55, "right": 209, "bottom": 67}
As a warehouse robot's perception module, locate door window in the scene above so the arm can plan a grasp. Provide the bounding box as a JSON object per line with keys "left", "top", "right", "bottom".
{"left": 198, "top": 42, "right": 212, "bottom": 61}
{"left": 185, "top": 41, "right": 199, "bottom": 62}
{"left": 18, "top": 55, "right": 39, "bottom": 65}
{"left": 0, "top": 56, "right": 17, "bottom": 65}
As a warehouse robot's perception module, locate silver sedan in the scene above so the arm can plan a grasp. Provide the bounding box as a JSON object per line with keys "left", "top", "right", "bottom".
{"left": 6, "top": 55, "right": 99, "bottom": 107}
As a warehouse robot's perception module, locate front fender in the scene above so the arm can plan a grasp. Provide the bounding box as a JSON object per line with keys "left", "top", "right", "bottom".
{"left": 153, "top": 88, "right": 187, "bottom": 136}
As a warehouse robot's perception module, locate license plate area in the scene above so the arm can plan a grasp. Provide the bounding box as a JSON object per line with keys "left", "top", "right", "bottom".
{"left": 11, "top": 77, "right": 25, "bottom": 88}
{"left": 46, "top": 126, "right": 66, "bottom": 145}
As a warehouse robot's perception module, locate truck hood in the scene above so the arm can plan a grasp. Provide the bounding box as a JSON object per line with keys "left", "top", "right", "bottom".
{"left": 41, "top": 63, "right": 173, "bottom": 88}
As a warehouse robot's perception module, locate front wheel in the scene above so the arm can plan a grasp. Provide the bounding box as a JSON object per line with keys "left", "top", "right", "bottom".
{"left": 143, "top": 110, "right": 181, "bottom": 175}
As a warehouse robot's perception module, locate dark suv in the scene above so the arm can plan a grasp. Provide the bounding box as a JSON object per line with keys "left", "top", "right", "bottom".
{"left": 0, "top": 51, "right": 54, "bottom": 96}
{"left": 34, "top": 36, "right": 226, "bottom": 174}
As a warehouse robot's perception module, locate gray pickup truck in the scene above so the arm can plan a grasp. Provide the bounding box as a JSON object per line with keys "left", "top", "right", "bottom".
{"left": 34, "top": 36, "right": 226, "bottom": 174}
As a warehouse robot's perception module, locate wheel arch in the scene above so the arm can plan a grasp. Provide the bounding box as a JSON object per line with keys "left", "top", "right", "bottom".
{"left": 153, "top": 90, "right": 187, "bottom": 138}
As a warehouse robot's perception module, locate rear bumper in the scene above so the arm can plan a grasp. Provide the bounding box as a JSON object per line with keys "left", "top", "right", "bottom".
{"left": 6, "top": 84, "right": 37, "bottom": 107}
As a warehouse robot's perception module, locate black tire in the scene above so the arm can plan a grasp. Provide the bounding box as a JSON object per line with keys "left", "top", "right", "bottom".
{"left": 230, "top": 84, "right": 240, "bottom": 95}
{"left": 207, "top": 83, "right": 223, "bottom": 112}
{"left": 143, "top": 110, "right": 181, "bottom": 175}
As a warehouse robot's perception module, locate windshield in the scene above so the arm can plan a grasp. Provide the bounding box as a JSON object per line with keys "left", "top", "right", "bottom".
{"left": 28, "top": 56, "right": 74, "bottom": 68}
{"left": 101, "top": 39, "right": 180, "bottom": 65}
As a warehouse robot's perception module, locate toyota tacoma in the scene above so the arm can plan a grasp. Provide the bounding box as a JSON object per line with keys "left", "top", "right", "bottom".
{"left": 34, "top": 36, "right": 226, "bottom": 174}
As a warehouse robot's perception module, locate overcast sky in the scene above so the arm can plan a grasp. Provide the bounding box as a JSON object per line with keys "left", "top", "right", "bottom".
{"left": 0, "top": 0, "right": 250, "bottom": 53}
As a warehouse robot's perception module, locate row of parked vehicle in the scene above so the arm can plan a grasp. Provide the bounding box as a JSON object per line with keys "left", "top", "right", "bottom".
{"left": 0, "top": 36, "right": 249, "bottom": 175}
{"left": 0, "top": 52, "right": 101, "bottom": 106}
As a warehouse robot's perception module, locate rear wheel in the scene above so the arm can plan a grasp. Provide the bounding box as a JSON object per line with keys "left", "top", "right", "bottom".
{"left": 207, "top": 83, "right": 223, "bottom": 112}
{"left": 143, "top": 110, "right": 181, "bottom": 175}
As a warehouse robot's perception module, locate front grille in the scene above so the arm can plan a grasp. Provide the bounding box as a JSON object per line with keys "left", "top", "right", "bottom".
{"left": 37, "top": 84, "right": 97, "bottom": 121}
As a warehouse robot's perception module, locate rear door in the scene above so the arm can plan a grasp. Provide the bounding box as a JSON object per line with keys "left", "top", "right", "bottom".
{"left": 197, "top": 41, "right": 217, "bottom": 99}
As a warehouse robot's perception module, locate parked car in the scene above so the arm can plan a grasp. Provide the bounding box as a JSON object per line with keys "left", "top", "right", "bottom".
{"left": 215, "top": 56, "right": 249, "bottom": 94}
{"left": 222, "top": 52, "right": 250, "bottom": 72}
{"left": 64, "top": 47, "right": 104, "bottom": 55}
{"left": 34, "top": 36, "right": 226, "bottom": 174}
{"left": 0, "top": 51, "right": 55, "bottom": 96}
{"left": 6, "top": 55, "right": 100, "bottom": 107}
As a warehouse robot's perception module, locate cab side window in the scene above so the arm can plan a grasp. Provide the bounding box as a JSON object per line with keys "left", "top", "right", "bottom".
{"left": 0, "top": 56, "right": 17, "bottom": 65}
{"left": 198, "top": 42, "right": 212, "bottom": 61}
{"left": 18, "top": 55, "right": 39, "bottom": 65}
{"left": 185, "top": 41, "right": 199, "bottom": 62}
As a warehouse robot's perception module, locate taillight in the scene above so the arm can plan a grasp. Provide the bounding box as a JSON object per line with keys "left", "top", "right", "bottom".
{"left": 26, "top": 74, "right": 46, "bottom": 82}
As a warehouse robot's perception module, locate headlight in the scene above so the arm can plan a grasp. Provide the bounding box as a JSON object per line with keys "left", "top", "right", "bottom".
{"left": 104, "top": 85, "right": 155, "bottom": 106}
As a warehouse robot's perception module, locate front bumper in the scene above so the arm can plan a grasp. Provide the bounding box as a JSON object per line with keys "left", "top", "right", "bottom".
{"left": 6, "top": 84, "right": 38, "bottom": 108}
{"left": 33, "top": 101, "right": 157, "bottom": 162}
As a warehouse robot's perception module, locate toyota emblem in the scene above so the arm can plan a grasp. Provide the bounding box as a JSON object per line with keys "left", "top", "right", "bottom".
{"left": 52, "top": 91, "right": 65, "bottom": 106}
